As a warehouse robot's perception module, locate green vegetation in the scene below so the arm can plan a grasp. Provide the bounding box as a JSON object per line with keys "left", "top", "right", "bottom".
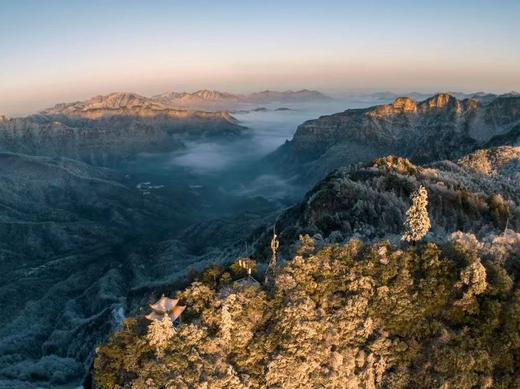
{"left": 94, "top": 236, "right": 520, "bottom": 388}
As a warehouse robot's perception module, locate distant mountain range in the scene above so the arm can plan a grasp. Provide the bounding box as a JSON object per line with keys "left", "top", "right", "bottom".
{"left": 351, "top": 90, "right": 520, "bottom": 104}
{"left": 270, "top": 93, "right": 520, "bottom": 185}
{"left": 40, "top": 92, "right": 242, "bottom": 122}
{"left": 0, "top": 89, "right": 334, "bottom": 164}
{"left": 152, "top": 89, "right": 332, "bottom": 110}
{"left": 0, "top": 92, "right": 246, "bottom": 164}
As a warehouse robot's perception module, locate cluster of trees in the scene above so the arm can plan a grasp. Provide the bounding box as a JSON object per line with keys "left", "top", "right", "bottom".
{"left": 254, "top": 155, "right": 519, "bottom": 261}
{"left": 94, "top": 233, "right": 520, "bottom": 388}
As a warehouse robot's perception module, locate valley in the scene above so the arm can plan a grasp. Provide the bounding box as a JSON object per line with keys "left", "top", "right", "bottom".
{"left": 0, "top": 93, "right": 353, "bottom": 387}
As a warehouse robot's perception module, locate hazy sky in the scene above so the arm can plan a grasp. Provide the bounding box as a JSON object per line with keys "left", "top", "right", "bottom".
{"left": 1, "top": 0, "right": 519, "bottom": 115}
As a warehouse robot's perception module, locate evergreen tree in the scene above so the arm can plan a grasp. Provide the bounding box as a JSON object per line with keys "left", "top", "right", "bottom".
{"left": 402, "top": 185, "right": 431, "bottom": 243}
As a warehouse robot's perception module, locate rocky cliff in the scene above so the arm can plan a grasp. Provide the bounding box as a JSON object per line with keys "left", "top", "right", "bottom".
{"left": 270, "top": 93, "right": 520, "bottom": 185}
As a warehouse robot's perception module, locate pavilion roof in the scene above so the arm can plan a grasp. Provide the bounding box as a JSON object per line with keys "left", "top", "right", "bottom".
{"left": 150, "top": 296, "right": 179, "bottom": 313}
{"left": 146, "top": 306, "right": 186, "bottom": 322}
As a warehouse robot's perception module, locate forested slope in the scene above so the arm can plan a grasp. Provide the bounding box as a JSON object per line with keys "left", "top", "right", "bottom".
{"left": 94, "top": 235, "right": 520, "bottom": 388}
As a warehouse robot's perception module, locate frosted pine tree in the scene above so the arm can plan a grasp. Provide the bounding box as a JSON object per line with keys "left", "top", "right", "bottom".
{"left": 146, "top": 313, "right": 175, "bottom": 357}
{"left": 402, "top": 185, "right": 431, "bottom": 243}
{"left": 220, "top": 297, "right": 233, "bottom": 347}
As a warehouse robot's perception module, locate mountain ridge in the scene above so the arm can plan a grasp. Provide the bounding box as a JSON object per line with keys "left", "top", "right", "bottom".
{"left": 0, "top": 92, "right": 246, "bottom": 164}
{"left": 151, "top": 88, "right": 332, "bottom": 109}
{"left": 351, "top": 90, "right": 520, "bottom": 105}
{"left": 0, "top": 152, "right": 172, "bottom": 387}
{"left": 269, "top": 92, "right": 520, "bottom": 185}
{"left": 254, "top": 146, "right": 520, "bottom": 260}
{"left": 41, "top": 91, "right": 239, "bottom": 122}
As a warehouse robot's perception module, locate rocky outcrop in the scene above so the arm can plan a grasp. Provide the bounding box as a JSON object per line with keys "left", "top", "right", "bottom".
{"left": 0, "top": 93, "right": 246, "bottom": 164}
{"left": 269, "top": 93, "right": 520, "bottom": 185}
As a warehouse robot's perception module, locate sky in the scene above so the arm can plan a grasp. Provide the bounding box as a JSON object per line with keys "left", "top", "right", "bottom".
{"left": 1, "top": 0, "right": 519, "bottom": 116}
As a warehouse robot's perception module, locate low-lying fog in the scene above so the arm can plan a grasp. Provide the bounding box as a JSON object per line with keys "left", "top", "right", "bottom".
{"left": 123, "top": 98, "right": 383, "bottom": 232}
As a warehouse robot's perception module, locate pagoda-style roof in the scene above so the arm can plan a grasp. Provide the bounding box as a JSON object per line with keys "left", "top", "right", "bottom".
{"left": 150, "top": 296, "right": 179, "bottom": 313}
{"left": 145, "top": 296, "right": 186, "bottom": 322}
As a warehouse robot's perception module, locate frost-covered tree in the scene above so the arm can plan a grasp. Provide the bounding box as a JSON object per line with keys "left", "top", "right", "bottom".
{"left": 146, "top": 313, "right": 175, "bottom": 357}
{"left": 265, "top": 233, "right": 280, "bottom": 284}
{"left": 220, "top": 294, "right": 235, "bottom": 348}
{"left": 270, "top": 233, "right": 280, "bottom": 268}
{"left": 95, "top": 238, "right": 520, "bottom": 388}
{"left": 402, "top": 185, "right": 431, "bottom": 243}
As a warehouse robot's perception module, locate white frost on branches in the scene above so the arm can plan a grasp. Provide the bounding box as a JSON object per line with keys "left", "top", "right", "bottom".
{"left": 402, "top": 185, "right": 431, "bottom": 243}
{"left": 146, "top": 313, "right": 175, "bottom": 357}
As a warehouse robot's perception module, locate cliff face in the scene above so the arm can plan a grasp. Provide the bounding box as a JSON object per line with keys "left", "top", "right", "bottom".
{"left": 270, "top": 94, "right": 520, "bottom": 185}
{"left": 0, "top": 93, "right": 245, "bottom": 164}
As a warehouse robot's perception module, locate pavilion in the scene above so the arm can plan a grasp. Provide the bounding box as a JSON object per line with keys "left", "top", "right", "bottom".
{"left": 145, "top": 296, "right": 186, "bottom": 322}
